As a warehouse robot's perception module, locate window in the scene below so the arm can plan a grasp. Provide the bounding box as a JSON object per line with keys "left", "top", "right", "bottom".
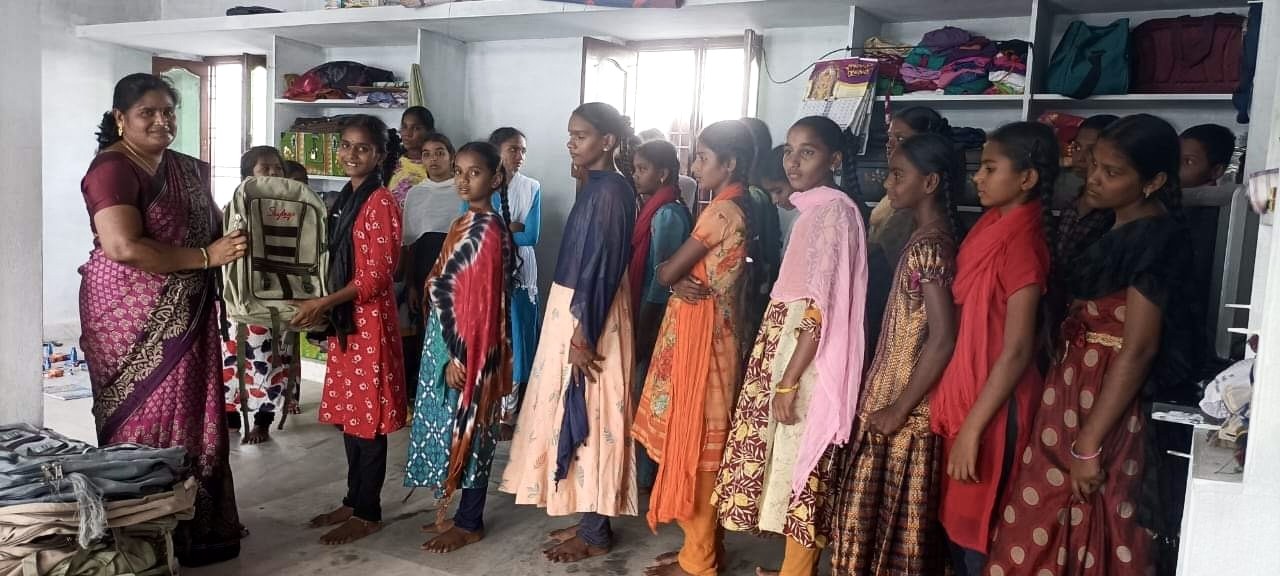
{"left": 632, "top": 37, "right": 758, "bottom": 176}
{"left": 155, "top": 55, "right": 268, "bottom": 207}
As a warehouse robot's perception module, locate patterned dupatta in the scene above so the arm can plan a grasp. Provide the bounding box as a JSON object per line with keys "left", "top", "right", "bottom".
{"left": 91, "top": 151, "right": 220, "bottom": 443}
{"left": 426, "top": 211, "right": 513, "bottom": 496}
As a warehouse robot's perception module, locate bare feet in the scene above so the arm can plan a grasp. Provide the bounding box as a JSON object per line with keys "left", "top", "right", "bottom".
{"left": 755, "top": 568, "right": 780, "bottom": 576}
{"left": 308, "top": 506, "right": 353, "bottom": 528}
{"left": 320, "top": 517, "right": 382, "bottom": 545}
{"left": 546, "top": 524, "right": 578, "bottom": 544}
{"left": 242, "top": 424, "right": 271, "bottom": 445}
{"left": 422, "top": 526, "right": 484, "bottom": 553}
{"left": 647, "top": 563, "right": 695, "bottom": 576}
{"left": 652, "top": 551, "right": 678, "bottom": 564}
{"left": 544, "top": 535, "right": 609, "bottom": 563}
{"left": 286, "top": 399, "right": 302, "bottom": 415}
{"left": 421, "top": 519, "right": 455, "bottom": 534}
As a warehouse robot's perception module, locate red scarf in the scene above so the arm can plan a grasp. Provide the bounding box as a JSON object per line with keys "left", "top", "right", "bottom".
{"left": 932, "top": 201, "right": 1045, "bottom": 437}
{"left": 628, "top": 185, "right": 680, "bottom": 315}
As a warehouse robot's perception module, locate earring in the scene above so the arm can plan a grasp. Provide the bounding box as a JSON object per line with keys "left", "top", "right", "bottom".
{"left": 117, "top": 124, "right": 123, "bottom": 137}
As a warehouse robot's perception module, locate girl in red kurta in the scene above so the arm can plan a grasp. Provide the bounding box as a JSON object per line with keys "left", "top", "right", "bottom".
{"left": 292, "top": 115, "right": 406, "bottom": 546}
{"left": 931, "top": 122, "right": 1057, "bottom": 576}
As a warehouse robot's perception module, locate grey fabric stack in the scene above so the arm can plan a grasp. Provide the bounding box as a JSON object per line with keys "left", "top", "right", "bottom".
{"left": 0, "top": 425, "right": 196, "bottom": 576}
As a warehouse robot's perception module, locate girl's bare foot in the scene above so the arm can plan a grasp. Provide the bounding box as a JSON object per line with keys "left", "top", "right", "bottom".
{"left": 646, "top": 563, "right": 696, "bottom": 576}
{"left": 421, "top": 519, "right": 455, "bottom": 534}
{"left": 755, "top": 568, "right": 780, "bottom": 576}
{"left": 320, "top": 517, "right": 381, "bottom": 545}
{"left": 307, "top": 506, "right": 352, "bottom": 528}
{"left": 287, "top": 399, "right": 302, "bottom": 415}
{"left": 243, "top": 424, "right": 271, "bottom": 445}
{"left": 544, "top": 535, "right": 608, "bottom": 563}
{"left": 545, "top": 524, "right": 577, "bottom": 544}
{"left": 422, "top": 526, "right": 484, "bottom": 553}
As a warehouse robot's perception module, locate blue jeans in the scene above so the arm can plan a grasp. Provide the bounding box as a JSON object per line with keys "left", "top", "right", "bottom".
{"left": 453, "top": 487, "right": 486, "bottom": 533}
{"left": 577, "top": 512, "right": 612, "bottom": 548}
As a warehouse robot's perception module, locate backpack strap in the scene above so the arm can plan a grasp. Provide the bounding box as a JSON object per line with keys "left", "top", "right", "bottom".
{"left": 235, "top": 323, "right": 251, "bottom": 442}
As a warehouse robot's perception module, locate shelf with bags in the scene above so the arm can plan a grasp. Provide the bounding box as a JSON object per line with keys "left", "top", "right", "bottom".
{"left": 874, "top": 93, "right": 1026, "bottom": 105}
{"left": 273, "top": 98, "right": 406, "bottom": 109}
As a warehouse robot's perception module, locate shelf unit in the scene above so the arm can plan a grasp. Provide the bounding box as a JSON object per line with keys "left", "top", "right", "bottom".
{"left": 273, "top": 98, "right": 407, "bottom": 109}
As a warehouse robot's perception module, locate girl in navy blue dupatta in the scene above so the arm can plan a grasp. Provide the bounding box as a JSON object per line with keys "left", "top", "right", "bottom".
{"left": 500, "top": 102, "right": 639, "bottom": 564}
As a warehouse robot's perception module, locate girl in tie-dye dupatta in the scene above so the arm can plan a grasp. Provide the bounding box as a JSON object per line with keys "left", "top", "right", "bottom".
{"left": 405, "top": 141, "right": 515, "bottom": 554}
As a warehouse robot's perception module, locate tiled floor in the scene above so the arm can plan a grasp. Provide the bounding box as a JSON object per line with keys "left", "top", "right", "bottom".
{"left": 44, "top": 375, "right": 799, "bottom": 576}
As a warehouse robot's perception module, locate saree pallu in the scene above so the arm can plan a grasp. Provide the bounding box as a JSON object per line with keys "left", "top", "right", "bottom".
{"left": 78, "top": 150, "right": 240, "bottom": 566}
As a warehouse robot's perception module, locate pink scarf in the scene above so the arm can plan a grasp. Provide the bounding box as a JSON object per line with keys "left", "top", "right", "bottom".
{"left": 770, "top": 186, "right": 867, "bottom": 494}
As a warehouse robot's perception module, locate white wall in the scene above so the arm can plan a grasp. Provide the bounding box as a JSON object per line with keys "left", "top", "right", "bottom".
{"left": 464, "top": 37, "right": 583, "bottom": 301}
{"left": 41, "top": 0, "right": 159, "bottom": 339}
{"left": 756, "top": 26, "right": 850, "bottom": 144}
{"left": 1, "top": 2, "right": 46, "bottom": 424}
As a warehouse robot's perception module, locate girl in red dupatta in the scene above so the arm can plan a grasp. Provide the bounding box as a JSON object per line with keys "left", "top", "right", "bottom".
{"left": 80, "top": 74, "right": 247, "bottom": 566}
{"left": 931, "top": 122, "right": 1057, "bottom": 576}
{"left": 405, "top": 141, "right": 515, "bottom": 554}
{"left": 628, "top": 139, "right": 693, "bottom": 493}
{"left": 633, "top": 120, "right": 757, "bottom": 576}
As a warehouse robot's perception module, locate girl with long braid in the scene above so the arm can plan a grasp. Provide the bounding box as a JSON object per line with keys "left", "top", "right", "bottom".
{"left": 404, "top": 141, "right": 517, "bottom": 554}
{"left": 830, "top": 132, "right": 963, "bottom": 575}
{"left": 930, "top": 121, "right": 1056, "bottom": 576}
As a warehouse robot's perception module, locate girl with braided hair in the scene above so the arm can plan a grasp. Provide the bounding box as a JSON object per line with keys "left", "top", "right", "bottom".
{"left": 713, "top": 116, "right": 869, "bottom": 576}
{"left": 500, "top": 102, "right": 638, "bottom": 564}
{"left": 404, "top": 141, "right": 516, "bottom": 554}
{"left": 830, "top": 131, "right": 963, "bottom": 575}
{"left": 931, "top": 121, "right": 1055, "bottom": 576}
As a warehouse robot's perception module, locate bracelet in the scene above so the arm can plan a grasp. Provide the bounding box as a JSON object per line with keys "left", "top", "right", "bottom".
{"left": 1070, "top": 441, "right": 1103, "bottom": 461}
{"left": 200, "top": 247, "right": 210, "bottom": 270}
{"left": 775, "top": 386, "right": 798, "bottom": 395}
{"left": 570, "top": 340, "right": 592, "bottom": 352}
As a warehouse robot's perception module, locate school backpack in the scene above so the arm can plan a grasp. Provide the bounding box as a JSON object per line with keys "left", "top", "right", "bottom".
{"left": 222, "top": 176, "right": 329, "bottom": 329}
{"left": 1045, "top": 18, "right": 1130, "bottom": 99}
{"left": 1130, "top": 13, "right": 1245, "bottom": 94}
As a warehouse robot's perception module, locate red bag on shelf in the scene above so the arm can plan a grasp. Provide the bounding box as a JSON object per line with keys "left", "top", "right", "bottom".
{"left": 1130, "top": 13, "right": 1245, "bottom": 94}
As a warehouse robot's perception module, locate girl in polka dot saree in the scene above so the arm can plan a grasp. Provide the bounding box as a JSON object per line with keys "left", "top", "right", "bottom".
{"left": 985, "top": 114, "right": 1194, "bottom": 576}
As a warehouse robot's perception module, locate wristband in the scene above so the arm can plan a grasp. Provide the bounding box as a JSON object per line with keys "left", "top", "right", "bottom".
{"left": 1070, "top": 441, "right": 1103, "bottom": 461}
{"left": 775, "top": 386, "right": 798, "bottom": 395}
{"left": 200, "top": 247, "right": 210, "bottom": 270}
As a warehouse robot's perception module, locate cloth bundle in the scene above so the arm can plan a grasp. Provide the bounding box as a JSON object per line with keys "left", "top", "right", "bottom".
{"left": 987, "top": 40, "right": 1029, "bottom": 95}
{"left": 875, "top": 27, "right": 1028, "bottom": 96}
{"left": 0, "top": 424, "right": 192, "bottom": 557}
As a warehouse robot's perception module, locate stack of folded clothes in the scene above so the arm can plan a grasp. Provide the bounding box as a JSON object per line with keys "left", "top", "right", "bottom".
{"left": 869, "top": 27, "right": 1028, "bottom": 96}
{"left": 0, "top": 425, "right": 196, "bottom": 576}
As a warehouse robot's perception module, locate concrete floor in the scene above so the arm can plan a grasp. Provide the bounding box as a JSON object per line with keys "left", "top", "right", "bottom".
{"left": 44, "top": 376, "right": 802, "bottom": 576}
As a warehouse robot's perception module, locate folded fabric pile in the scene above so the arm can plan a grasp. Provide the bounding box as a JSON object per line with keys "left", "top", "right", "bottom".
{"left": 987, "top": 40, "right": 1029, "bottom": 95}
{"left": 870, "top": 27, "right": 1027, "bottom": 96}
{"left": 0, "top": 425, "right": 195, "bottom": 576}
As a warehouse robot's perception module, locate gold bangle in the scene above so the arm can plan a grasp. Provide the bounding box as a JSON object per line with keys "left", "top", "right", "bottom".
{"left": 200, "top": 247, "right": 209, "bottom": 270}
{"left": 775, "top": 386, "right": 798, "bottom": 394}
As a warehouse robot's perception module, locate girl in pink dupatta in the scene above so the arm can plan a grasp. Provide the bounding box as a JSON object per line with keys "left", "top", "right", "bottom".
{"left": 713, "top": 116, "right": 867, "bottom": 576}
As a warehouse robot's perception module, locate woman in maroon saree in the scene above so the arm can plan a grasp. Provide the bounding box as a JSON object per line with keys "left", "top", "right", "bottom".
{"left": 79, "top": 73, "right": 247, "bottom": 566}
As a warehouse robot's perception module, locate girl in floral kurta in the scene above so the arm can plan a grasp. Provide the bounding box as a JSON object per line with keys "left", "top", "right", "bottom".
{"left": 713, "top": 116, "right": 868, "bottom": 576}
{"left": 292, "top": 116, "right": 406, "bottom": 546}
{"left": 831, "top": 133, "right": 961, "bottom": 576}
{"left": 633, "top": 119, "right": 753, "bottom": 576}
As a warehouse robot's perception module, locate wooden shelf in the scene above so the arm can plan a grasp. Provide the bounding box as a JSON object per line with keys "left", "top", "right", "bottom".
{"left": 274, "top": 98, "right": 405, "bottom": 109}
{"left": 876, "top": 93, "right": 1025, "bottom": 105}
{"left": 75, "top": 0, "right": 852, "bottom": 55}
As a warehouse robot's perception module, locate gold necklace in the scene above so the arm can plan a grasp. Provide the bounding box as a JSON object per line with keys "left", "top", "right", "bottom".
{"left": 120, "top": 139, "right": 161, "bottom": 175}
